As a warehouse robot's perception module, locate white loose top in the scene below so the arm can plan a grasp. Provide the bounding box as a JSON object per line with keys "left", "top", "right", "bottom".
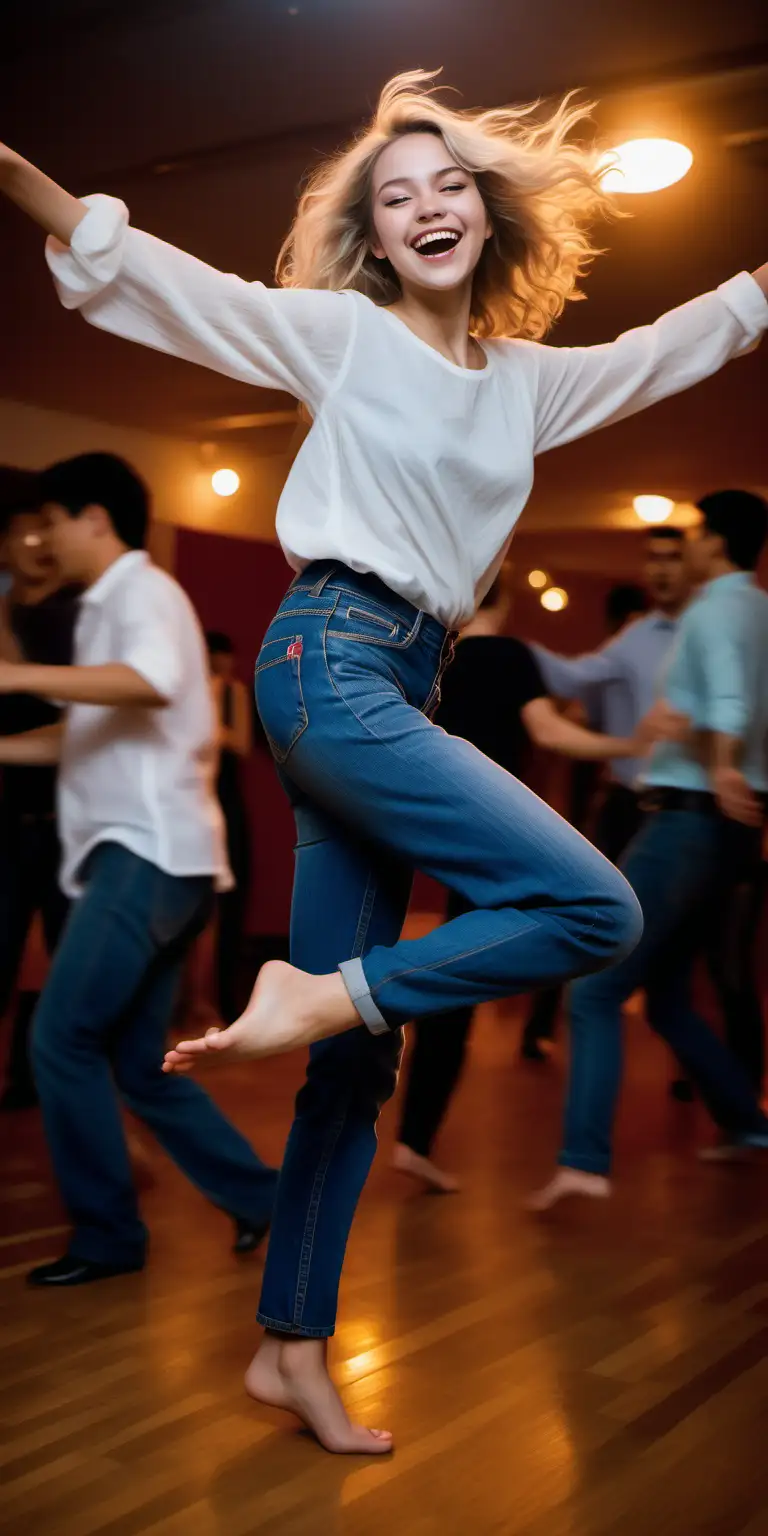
{"left": 47, "top": 196, "right": 768, "bottom": 630}
{"left": 59, "top": 550, "right": 230, "bottom": 896}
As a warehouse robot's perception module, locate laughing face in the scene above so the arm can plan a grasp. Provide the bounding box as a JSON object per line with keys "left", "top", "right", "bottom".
{"left": 370, "top": 131, "right": 492, "bottom": 299}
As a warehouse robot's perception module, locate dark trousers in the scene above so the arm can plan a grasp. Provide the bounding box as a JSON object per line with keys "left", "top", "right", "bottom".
{"left": 522, "top": 783, "right": 644, "bottom": 1049}
{"left": 712, "top": 856, "right": 766, "bottom": 1092}
{"left": 0, "top": 809, "right": 68, "bottom": 1097}
{"left": 32, "top": 842, "right": 276, "bottom": 1265}
{"left": 396, "top": 889, "right": 475, "bottom": 1157}
{"left": 563, "top": 810, "right": 766, "bottom": 1173}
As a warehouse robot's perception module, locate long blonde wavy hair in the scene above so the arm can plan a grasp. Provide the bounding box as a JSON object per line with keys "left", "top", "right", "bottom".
{"left": 277, "top": 70, "right": 617, "bottom": 341}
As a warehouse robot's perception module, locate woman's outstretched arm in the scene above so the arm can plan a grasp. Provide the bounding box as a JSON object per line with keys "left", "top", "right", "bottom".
{"left": 0, "top": 144, "right": 85, "bottom": 244}
{"left": 0, "top": 145, "right": 353, "bottom": 407}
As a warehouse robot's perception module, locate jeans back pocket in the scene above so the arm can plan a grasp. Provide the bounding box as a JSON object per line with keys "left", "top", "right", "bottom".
{"left": 255, "top": 633, "right": 309, "bottom": 764}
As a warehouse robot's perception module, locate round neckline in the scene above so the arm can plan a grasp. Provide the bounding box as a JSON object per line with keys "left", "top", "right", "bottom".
{"left": 370, "top": 299, "right": 494, "bottom": 378}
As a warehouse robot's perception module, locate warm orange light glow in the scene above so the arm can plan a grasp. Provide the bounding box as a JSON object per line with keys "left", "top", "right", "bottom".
{"left": 211, "top": 468, "right": 240, "bottom": 497}
{"left": 600, "top": 139, "right": 693, "bottom": 194}
{"left": 541, "top": 587, "right": 568, "bottom": 612}
{"left": 633, "top": 494, "right": 675, "bottom": 525}
{"left": 528, "top": 569, "right": 549, "bottom": 590}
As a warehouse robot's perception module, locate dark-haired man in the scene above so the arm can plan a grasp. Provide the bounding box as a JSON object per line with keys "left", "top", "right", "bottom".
{"left": 533, "top": 526, "right": 690, "bottom": 860}
{"left": 0, "top": 453, "right": 276, "bottom": 1284}
{"left": 0, "top": 468, "right": 78, "bottom": 1111}
{"left": 532, "top": 491, "right": 768, "bottom": 1208}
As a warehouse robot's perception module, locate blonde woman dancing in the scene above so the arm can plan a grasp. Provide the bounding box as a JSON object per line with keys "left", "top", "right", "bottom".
{"left": 3, "top": 71, "right": 766, "bottom": 1453}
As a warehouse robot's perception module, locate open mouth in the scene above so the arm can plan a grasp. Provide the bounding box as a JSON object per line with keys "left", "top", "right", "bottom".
{"left": 411, "top": 229, "right": 463, "bottom": 259}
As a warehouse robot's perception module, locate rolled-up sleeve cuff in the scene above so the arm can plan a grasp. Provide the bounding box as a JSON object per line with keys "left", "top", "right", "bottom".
{"left": 339, "top": 957, "right": 391, "bottom": 1035}
{"left": 717, "top": 273, "right": 768, "bottom": 342}
{"left": 702, "top": 710, "right": 748, "bottom": 738}
{"left": 45, "top": 193, "right": 129, "bottom": 309}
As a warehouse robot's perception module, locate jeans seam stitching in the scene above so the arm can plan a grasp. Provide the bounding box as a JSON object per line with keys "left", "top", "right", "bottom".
{"left": 291, "top": 1108, "right": 349, "bottom": 1327}
{"left": 367, "top": 922, "right": 541, "bottom": 997}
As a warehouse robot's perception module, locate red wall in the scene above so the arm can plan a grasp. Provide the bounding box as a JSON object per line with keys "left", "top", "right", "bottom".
{"left": 176, "top": 528, "right": 298, "bottom": 935}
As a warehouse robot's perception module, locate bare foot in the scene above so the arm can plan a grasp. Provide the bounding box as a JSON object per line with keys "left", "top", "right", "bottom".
{"left": 162, "top": 960, "right": 359, "bottom": 1073}
{"left": 526, "top": 1167, "right": 611, "bottom": 1211}
{"left": 392, "top": 1141, "right": 461, "bottom": 1193}
{"left": 245, "top": 1334, "right": 393, "bottom": 1455}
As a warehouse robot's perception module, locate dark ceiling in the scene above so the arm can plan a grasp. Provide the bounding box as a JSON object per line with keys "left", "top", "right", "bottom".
{"left": 2, "top": 0, "right": 767, "bottom": 525}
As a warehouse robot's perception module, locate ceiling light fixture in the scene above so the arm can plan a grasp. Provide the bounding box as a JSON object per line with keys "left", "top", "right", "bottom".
{"left": 527, "top": 569, "right": 549, "bottom": 589}
{"left": 211, "top": 468, "right": 240, "bottom": 498}
{"left": 600, "top": 139, "right": 693, "bottom": 194}
{"left": 633, "top": 494, "right": 675, "bottom": 525}
{"left": 540, "top": 587, "right": 568, "bottom": 613}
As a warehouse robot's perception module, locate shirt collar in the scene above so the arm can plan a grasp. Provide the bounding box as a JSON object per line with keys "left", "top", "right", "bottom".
{"left": 702, "top": 571, "right": 755, "bottom": 596}
{"left": 82, "top": 550, "right": 148, "bottom": 607}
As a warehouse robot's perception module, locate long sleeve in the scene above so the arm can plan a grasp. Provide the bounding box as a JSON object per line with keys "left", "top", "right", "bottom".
{"left": 45, "top": 195, "right": 356, "bottom": 411}
{"left": 524, "top": 274, "right": 768, "bottom": 455}
{"left": 530, "top": 634, "right": 631, "bottom": 700}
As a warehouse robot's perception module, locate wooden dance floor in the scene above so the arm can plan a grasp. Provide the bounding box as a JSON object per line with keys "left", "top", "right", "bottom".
{"left": 2, "top": 961, "right": 768, "bottom": 1534}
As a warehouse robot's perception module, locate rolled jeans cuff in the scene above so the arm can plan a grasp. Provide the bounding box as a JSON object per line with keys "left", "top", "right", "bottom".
{"left": 338, "top": 957, "right": 390, "bottom": 1035}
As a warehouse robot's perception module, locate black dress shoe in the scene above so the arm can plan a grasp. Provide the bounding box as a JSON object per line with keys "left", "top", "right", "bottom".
{"left": 27, "top": 1255, "right": 145, "bottom": 1288}
{"left": 232, "top": 1216, "right": 271, "bottom": 1256}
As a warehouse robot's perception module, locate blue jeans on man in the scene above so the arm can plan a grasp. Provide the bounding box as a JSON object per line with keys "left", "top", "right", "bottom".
{"left": 561, "top": 806, "right": 767, "bottom": 1176}
{"left": 32, "top": 842, "right": 276, "bottom": 1267}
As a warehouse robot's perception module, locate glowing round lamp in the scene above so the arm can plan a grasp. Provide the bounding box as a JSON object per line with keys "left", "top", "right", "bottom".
{"left": 528, "top": 569, "right": 549, "bottom": 589}
{"left": 600, "top": 139, "right": 693, "bottom": 194}
{"left": 540, "top": 587, "right": 568, "bottom": 613}
{"left": 211, "top": 468, "right": 240, "bottom": 497}
{"left": 633, "top": 494, "right": 675, "bottom": 525}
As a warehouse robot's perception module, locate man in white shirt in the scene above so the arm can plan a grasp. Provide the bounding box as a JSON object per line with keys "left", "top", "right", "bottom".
{"left": 0, "top": 452, "right": 276, "bottom": 1285}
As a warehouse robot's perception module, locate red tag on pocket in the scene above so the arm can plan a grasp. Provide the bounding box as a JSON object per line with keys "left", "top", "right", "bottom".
{"left": 287, "top": 641, "right": 303, "bottom": 659}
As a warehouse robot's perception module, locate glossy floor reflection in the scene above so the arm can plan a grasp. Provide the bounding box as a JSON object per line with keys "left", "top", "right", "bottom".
{"left": 1, "top": 960, "right": 767, "bottom": 1535}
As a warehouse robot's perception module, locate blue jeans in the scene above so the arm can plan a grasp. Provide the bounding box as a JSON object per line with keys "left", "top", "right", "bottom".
{"left": 254, "top": 564, "right": 642, "bottom": 1335}
{"left": 561, "top": 809, "right": 767, "bottom": 1175}
{"left": 32, "top": 842, "right": 277, "bottom": 1266}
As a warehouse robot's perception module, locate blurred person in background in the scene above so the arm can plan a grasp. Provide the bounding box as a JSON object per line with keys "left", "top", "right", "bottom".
{"left": 207, "top": 630, "right": 254, "bottom": 1024}
{"left": 521, "top": 579, "right": 650, "bottom": 1061}
{"left": 0, "top": 453, "right": 276, "bottom": 1285}
{"left": 0, "top": 467, "right": 77, "bottom": 1112}
{"left": 394, "top": 573, "right": 654, "bottom": 1191}
{"left": 526, "top": 530, "right": 693, "bottom": 1094}
{"left": 531, "top": 490, "right": 768, "bottom": 1210}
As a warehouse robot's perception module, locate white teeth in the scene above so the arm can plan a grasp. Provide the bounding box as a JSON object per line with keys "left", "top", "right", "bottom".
{"left": 413, "top": 230, "right": 461, "bottom": 252}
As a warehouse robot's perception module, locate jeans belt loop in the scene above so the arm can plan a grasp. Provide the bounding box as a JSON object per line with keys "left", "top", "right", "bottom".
{"left": 309, "top": 566, "right": 336, "bottom": 598}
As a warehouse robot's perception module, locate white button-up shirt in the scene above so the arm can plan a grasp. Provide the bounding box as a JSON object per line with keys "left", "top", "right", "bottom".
{"left": 58, "top": 550, "right": 230, "bottom": 897}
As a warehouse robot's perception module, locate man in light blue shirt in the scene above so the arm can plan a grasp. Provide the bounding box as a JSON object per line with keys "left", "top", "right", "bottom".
{"left": 531, "top": 490, "right": 768, "bottom": 1209}
{"left": 523, "top": 530, "right": 689, "bottom": 1061}
{"left": 532, "top": 526, "right": 689, "bottom": 808}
